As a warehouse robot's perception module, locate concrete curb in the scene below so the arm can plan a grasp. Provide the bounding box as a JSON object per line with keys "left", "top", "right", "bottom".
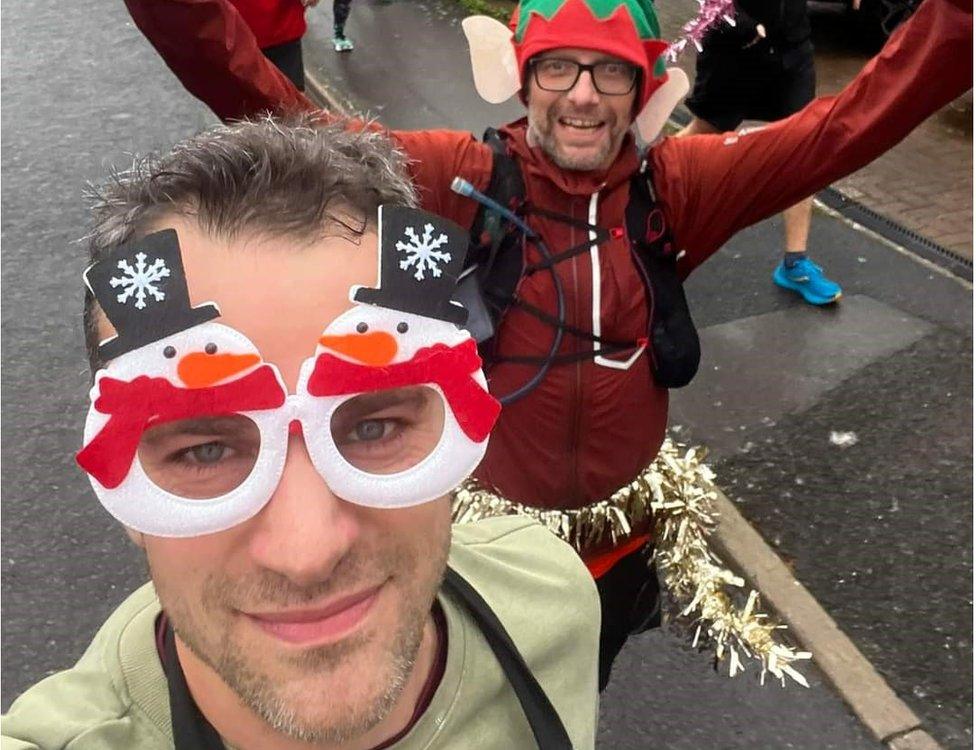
{"left": 305, "top": 70, "right": 350, "bottom": 117}
{"left": 710, "top": 489, "right": 942, "bottom": 749}
{"left": 303, "top": 67, "right": 943, "bottom": 750}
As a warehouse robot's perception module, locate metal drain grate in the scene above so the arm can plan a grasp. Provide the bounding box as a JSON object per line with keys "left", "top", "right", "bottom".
{"left": 816, "top": 187, "right": 972, "bottom": 281}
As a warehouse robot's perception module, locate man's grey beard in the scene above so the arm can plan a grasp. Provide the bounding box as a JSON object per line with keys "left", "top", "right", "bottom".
{"left": 527, "top": 112, "right": 618, "bottom": 172}
{"left": 185, "top": 612, "right": 425, "bottom": 744}
{"left": 156, "top": 537, "right": 447, "bottom": 745}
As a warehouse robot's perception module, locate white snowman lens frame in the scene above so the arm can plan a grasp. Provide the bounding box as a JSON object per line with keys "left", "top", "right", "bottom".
{"left": 78, "top": 307, "right": 499, "bottom": 538}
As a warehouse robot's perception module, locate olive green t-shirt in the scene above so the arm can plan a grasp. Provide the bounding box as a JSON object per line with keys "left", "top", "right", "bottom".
{"left": 2, "top": 517, "right": 600, "bottom": 750}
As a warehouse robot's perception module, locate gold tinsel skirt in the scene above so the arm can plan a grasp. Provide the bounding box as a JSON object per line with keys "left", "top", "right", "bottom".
{"left": 452, "top": 438, "right": 811, "bottom": 685}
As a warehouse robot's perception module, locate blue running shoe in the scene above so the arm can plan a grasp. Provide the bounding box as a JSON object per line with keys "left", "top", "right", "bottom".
{"left": 773, "top": 257, "right": 842, "bottom": 305}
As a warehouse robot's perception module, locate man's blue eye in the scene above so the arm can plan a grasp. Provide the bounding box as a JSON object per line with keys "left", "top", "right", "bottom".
{"left": 189, "top": 443, "right": 226, "bottom": 464}
{"left": 355, "top": 420, "right": 387, "bottom": 442}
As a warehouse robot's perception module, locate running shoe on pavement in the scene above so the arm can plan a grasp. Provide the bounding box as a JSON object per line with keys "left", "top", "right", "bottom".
{"left": 773, "top": 257, "right": 842, "bottom": 305}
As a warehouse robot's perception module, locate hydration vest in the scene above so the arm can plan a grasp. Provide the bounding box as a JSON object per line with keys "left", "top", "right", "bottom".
{"left": 457, "top": 128, "right": 701, "bottom": 393}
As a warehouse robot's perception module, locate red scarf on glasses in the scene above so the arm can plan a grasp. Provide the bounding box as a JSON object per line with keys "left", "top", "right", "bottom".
{"left": 308, "top": 339, "right": 500, "bottom": 443}
{"left": 76, "top": 366, "right": 285, "bottom": 490}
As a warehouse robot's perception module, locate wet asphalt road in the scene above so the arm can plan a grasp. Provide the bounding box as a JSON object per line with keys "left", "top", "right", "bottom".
{"left": 2, "top": 0, "right": 971, "bottom": 747}
{"left": 2, "top": 0, "right": 213, "bottom": 707}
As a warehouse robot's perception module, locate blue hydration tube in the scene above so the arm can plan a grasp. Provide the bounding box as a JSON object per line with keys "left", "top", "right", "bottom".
{"left": 452, "top": 178, "right": 537, "bottom": 238}
{"left": 451, "top": 177, "right": 565, "bottom": 405}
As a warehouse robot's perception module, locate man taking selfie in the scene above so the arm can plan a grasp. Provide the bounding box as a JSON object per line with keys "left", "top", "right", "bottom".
{"left": 2, "top": 118, "right": 599, "bottom": 750}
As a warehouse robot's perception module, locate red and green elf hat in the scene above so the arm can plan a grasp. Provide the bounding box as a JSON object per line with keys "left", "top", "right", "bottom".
{"left": 509, "top": 0, "right": 670, "bottom": 109}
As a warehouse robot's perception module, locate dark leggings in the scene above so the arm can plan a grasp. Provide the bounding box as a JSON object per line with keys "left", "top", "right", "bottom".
{"left": 595, "top": 543, "right": 662, "bottom": 691}
{"left": 261, "top": 39, "right": 304, "bottom": 91}
{"left": 334, "top": 0, "right": 352, "bottom": 31}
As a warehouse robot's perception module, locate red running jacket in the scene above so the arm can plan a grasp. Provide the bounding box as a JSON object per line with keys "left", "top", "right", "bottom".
{"left": 228, "top": 0, "right": 306, "bottom": 49}
{"left": 125, "top": 0, "right": 972, "bottom": 517}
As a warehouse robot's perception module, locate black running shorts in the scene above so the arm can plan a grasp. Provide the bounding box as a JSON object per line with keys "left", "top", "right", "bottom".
{"left": 685, "top": 40, "right": 816, "bottom": 132}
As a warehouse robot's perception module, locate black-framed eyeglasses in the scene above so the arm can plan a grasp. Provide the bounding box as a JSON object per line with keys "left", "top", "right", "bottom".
{"left": 529, "top": 58, "right": 639, "bottom": 96}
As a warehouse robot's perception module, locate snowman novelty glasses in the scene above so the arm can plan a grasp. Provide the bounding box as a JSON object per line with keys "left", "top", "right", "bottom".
{"left": 77, "top": 208, "right": 500, "bottom": 538}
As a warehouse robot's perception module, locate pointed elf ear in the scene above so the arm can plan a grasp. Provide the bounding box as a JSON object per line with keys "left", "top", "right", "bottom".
{"left": 634, "top": 68, "right": 689, "bottom": 143}
{"left": 462, "top": 15, "right": 521, "bottom": 104}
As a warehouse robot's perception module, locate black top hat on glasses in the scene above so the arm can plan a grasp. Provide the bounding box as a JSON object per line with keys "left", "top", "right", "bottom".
{"left": 353, "top": 205, "right": 469, "bottom": 327}
{"left": 85, "top": 228, "right": 220, "bottom": 361}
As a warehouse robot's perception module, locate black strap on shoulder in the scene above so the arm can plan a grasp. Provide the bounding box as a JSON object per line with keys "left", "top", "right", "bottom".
{"left": 162, "top": 623, "right": 227, "bottom": 750}
{"left": 165, "top": 567, "right": 573, "bottom": 750}
{"left": 624, "top": 161, "right": 662, "bottom": 259}
{"left": 625, "top": 159, "right": 702, "bottom": 388}
{"left": 467, "top": 127, "right": 526, "bottom": 279}
{"left": 442, "top": 568, "right": 574, "bottom": 750}
{"left": 461, "top": 128, "right": 529, "bottom": 357}
{"left": 466, "top": 134, "right": 703, "bottom": 394}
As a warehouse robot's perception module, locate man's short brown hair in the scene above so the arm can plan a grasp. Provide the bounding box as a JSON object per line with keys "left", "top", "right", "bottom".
{"left": 83, "top": 116, "right": 416, "bottom": 372}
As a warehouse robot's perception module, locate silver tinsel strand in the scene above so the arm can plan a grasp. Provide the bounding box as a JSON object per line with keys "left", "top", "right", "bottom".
{"left": 452, "top": 438, "right": 812, "bottom": 686}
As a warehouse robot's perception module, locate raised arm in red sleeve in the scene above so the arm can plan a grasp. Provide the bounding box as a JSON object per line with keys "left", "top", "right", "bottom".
{"left": 649, "top": 0, "right": 973, "bottom": 276}
{"left": 124, "top": 0, "right": 317, "bottom": 122}
{"left": 124, "top": 0, "right": 491, "bottom": 223}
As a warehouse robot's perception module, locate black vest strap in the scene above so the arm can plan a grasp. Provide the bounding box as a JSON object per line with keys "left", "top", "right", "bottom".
{"left": 164, "top": 567, "right": 572, "bottom": 750}
{"left": 442, "top": 569, "right": 573, "bottom": 750}
{"left": 519, "top": 206, "right": 611, "bottom": 274}
{"left": 162, "top": 625, "right": 228, "bottom": 750}
{"left": 523, "top": 234, "right": 607, "bottom": 274}
{"left": 510, "top": 297, "right": 633, "bottom": 347}
{"left": 464, "top": 133, "right": 701, "bottom": 391}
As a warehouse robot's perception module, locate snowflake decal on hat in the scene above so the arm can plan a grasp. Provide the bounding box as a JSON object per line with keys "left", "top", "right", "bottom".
{"left": 110, "top": 252, "right": 170, "bottom": 309}
{"left": 396, "top": 223, "right": 452, "bottom": 281}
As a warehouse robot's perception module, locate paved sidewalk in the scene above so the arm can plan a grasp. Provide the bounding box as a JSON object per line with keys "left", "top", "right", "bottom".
{"left": 831, "top": 95, "right": 972, "bottom": 258}
{"left": 809, "top": 11, "right": 972, "bottom": 261}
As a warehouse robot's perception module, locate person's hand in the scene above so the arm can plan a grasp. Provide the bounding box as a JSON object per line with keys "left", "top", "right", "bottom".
{"left": 852, "top": 0, "right": 862, "bottom": 10}
{"left": 302, "top": 0, "right": 321, "bottom": 6}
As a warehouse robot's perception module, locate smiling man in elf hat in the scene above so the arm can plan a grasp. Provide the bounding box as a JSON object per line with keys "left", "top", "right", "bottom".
{"left": 506, "top": 0, "right": 674, "bottom": 171}
{"left": 3, "top": 118, "right": 600, "bottom": 750}
{"left": 125, "top": 0, "right": 972, "bottom": 689}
